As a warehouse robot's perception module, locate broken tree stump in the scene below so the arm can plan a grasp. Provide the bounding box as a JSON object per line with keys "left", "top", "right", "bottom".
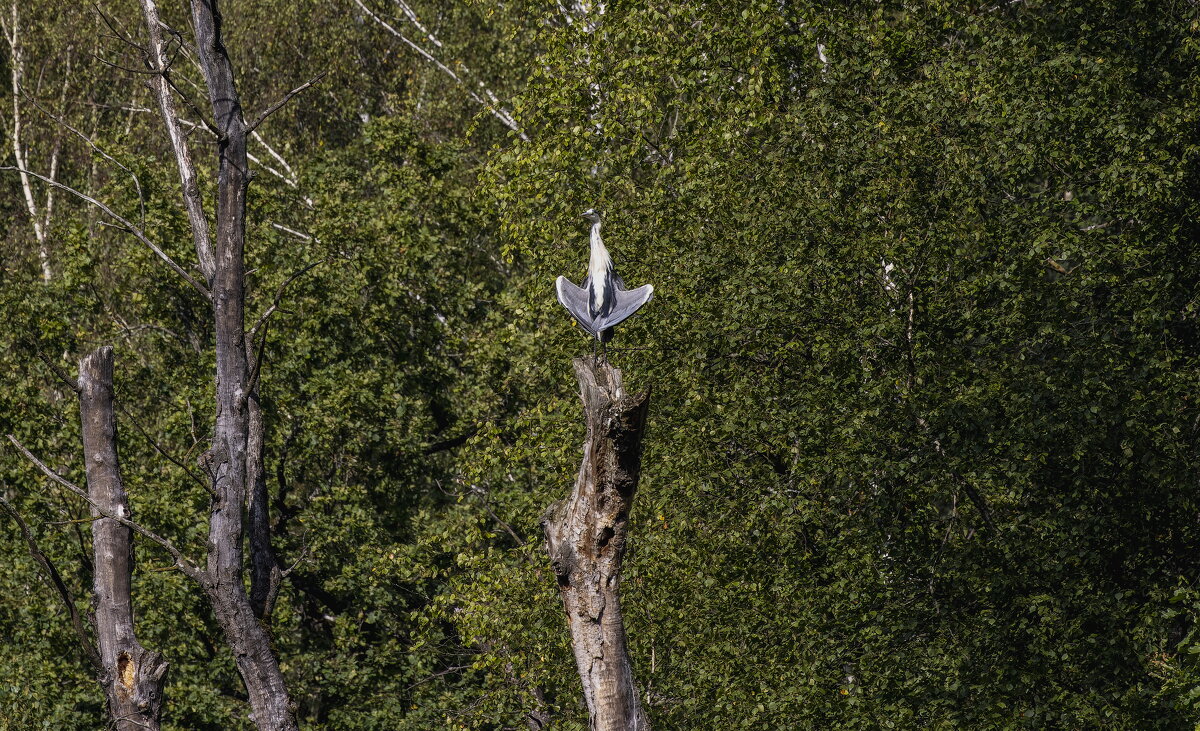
{"left": 542, "top": 357, "right": 652, "bottom": 731}
{"left": 79, "top": 346, "right": 168, "bottom": 729}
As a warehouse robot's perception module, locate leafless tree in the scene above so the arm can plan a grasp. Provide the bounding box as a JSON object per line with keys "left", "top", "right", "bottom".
{"left": 78, "top": 347, "right": 171, "bottom": 729}
{"left": 4, "top": 348, "right": 169, "bottom": 729}
{"left": 3, "top": 1, "right": 318, "bottom": 727}
{"left": 137, "top": 0, "right": 299, "bottom": 725}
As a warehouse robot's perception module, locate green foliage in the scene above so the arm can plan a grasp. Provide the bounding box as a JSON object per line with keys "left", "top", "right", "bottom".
{"left": 452, "top": 0, "right": 1200, "bottom": 727}
{"left": 1, "top": 0, "right": 1199, "bottom": 729}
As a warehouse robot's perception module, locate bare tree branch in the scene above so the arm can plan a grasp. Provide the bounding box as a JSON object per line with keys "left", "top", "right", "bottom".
{"left": 92, "top": 2, "right": 148, "bottom": 56}
{"left": 249, "top": 132, "right": 315, "bottom": 208}
{"left": 269, "top": 222, "right": 315, "bottom": 242}
{"left": 6, "top": 435, "right": 204, "bottom": 582}
{"left": 31, "top": 345, "right": 82, "bottom": 394}
{"left": 393, "top": 0, "right": 441, "bottom": 47}
{"left": 248, "top": 257, "right": 327, "bottom": 342}
{"left": 246, "top": 152, "right": 291, "bottom": 185}
{"left": 352, "top": 0, "right": 528, "bottom": 140}
{"left": 113, "top": 399, "right": 211, "bottom": 495}
{"left": 247, "top": 71, "right": 326, "bottom": 133}
{"left": 161, "top": 76, "right": 222, "bottom": 138}
{"left": 0, "top": 492, "right": 102, "bottom": 670}
{"left": 0, "top": 166, "right": 212, "bottom": 299}
{"left": 245, "top": 318, "right": 269, "bottom": 400}
{"left": 138, "top": 0, "right": 215, "bottom": 281}
{"left": 251, "top": 131, "right": 296, "bottom": 183}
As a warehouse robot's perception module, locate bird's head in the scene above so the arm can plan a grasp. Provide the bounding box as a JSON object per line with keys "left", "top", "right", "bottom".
{"left": 581, "top": 208, "right": 602, "bottom": 224}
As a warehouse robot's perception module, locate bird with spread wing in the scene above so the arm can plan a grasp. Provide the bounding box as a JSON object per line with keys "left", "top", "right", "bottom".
{"left": 555, "top": 209, "right": 654, "bottom": 355}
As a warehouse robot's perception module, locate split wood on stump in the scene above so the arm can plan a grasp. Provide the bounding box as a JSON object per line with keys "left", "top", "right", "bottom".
{"left": 79, "top": 346, "right": 168, "bottom": 729}
{"left": 543, "top": 358, "right": 652, "bottom": 731}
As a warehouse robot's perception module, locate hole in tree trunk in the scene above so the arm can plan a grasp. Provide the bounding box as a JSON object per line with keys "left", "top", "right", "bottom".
{"left": 597, "top": 525, "right": 615, "bottom": 548}
{"left": 118, "top": 652, "right": 135, "bottom": 694}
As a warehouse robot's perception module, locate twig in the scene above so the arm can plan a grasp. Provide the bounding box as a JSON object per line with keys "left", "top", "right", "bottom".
{"left": 470, "top": 484, "right": 528, "bottom": 549}
{"left": 248, "top": 257, "right": 328, "bottom": 341}
{"left": 246, "top": 317, "right": 269, "bottom": 398}
{"left": 47, "top": 516, "right": 101, "bottom": 525}
{"left": 89, "top": 51, "right": 164, "bottom": 76}
{"left": 113, "top": 399, "right": 211, "bottom": 495}
{"left": 406, "top": 664, "right": 471, "bottom": 691}
{"left": 32, "top": 346, "right": 80, "bottom": 394}
{"left": 6, "top": 435, "right": 204, "bottom": 581}
{"left": 422, "top": 428, "right": 477, "bottom": 455}
{"left": 161, "top": 70, "right": 221, "bottom": 137}
{"left": 247, "top": 152, "right": 293, "bottom": 187}
{"left": 92, "top": 2, "right": 145, "bottom": 55}
{"left": 279, "top": 540, "right": 310, "bottom": 579}
{"left": 21, "top": 86, "right": 147, "bottom": 227}
{"left": 0, "top": 166, "right": 211, "bottom": 300}
{"left": 243, "top": 256, "right": 329, "bottom": 401}
{"left": 247, "top": 71, "right": 327, "bottom": 133}
{"left": 0, "top": 492, "right": 101, "bottom": 670}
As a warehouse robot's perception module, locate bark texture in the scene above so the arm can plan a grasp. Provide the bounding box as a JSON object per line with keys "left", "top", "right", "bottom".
{"left": 543, "top": 358, "right": 652, "bottom": 731}
{"left": 247, "top": 390, "right": 281, "bottom": 619}
{"left": 79, "top": 347, "right": 168, "bottom": 729}
{"left": 187, "top": 1, "right": 295, "bottom": 726}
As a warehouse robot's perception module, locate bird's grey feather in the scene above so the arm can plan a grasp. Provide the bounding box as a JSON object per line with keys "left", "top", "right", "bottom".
{"left": 556, "top": 274, "right": 653, "bottom": 339}
{"left": 597, "top": 284, "right": 653, "bottom": 331}
{"left": 556, "top": 275, "right": 600, "bottom": 337}
{"left": 556, "top": 211, "right": 654, "bottom": 342}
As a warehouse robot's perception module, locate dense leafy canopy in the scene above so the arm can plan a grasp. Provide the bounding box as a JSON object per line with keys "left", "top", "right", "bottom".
{"left": 1, "top": 0, "right": 1199, "bottom": 728}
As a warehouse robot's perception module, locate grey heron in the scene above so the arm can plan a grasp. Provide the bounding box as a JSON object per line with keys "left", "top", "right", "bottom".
{"left": 555, "top": 209, "right": 654, "bottom": 353}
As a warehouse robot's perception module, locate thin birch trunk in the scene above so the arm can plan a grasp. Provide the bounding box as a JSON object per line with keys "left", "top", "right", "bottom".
{"left": 2, "top": 3, "right": 51, "bottom": 281}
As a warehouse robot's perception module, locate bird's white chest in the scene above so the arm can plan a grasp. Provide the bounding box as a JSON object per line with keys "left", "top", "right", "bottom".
{"left": 587, "top": 226, "right": 612, "bottom": 312}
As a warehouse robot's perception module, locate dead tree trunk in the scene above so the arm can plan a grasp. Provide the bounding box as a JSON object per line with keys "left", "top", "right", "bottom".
{"left": 186, "top": 1, "right": 297, "bottom": 727}
{"left": 79, "top": 347, "right": 168, "bottom": 729}
{"left": 542, "top": 358, "right": 652, "bottom": 731}
{"left": 4, "top": 1, "right": 296, "bottom": 727}
{"left": 247, "top": 390, "right": 282, "bottom": 619}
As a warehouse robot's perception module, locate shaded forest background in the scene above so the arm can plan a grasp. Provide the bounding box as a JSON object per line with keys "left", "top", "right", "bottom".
{"left": 2, "top": 0, "right": 1200, "bottom": 727}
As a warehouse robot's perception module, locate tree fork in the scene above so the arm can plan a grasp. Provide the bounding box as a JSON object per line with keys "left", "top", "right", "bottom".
{"left": 186, "top": 0, "right": 296, "bottom": 726}
{"left": 79, "top": 346, "right": 168, "bottom": 729}
{"left": 542, "top": 358, "right": 652, "bottom": 731}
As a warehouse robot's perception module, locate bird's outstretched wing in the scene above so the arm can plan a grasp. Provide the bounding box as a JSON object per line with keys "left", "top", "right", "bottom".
{"left": 599, "top": 283, "right": 654, "bottom": 331}
{"left": 555, "top": 275, "right": 601, "bottom": 337}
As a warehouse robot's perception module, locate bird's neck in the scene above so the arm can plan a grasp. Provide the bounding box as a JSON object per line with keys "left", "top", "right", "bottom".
{"left": 588, "top": 222, "right": 611, "bottom": 281}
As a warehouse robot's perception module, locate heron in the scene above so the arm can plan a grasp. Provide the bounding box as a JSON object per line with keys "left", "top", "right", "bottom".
{"left": 555, "top": 209, "right": 654, "bottom": 357}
